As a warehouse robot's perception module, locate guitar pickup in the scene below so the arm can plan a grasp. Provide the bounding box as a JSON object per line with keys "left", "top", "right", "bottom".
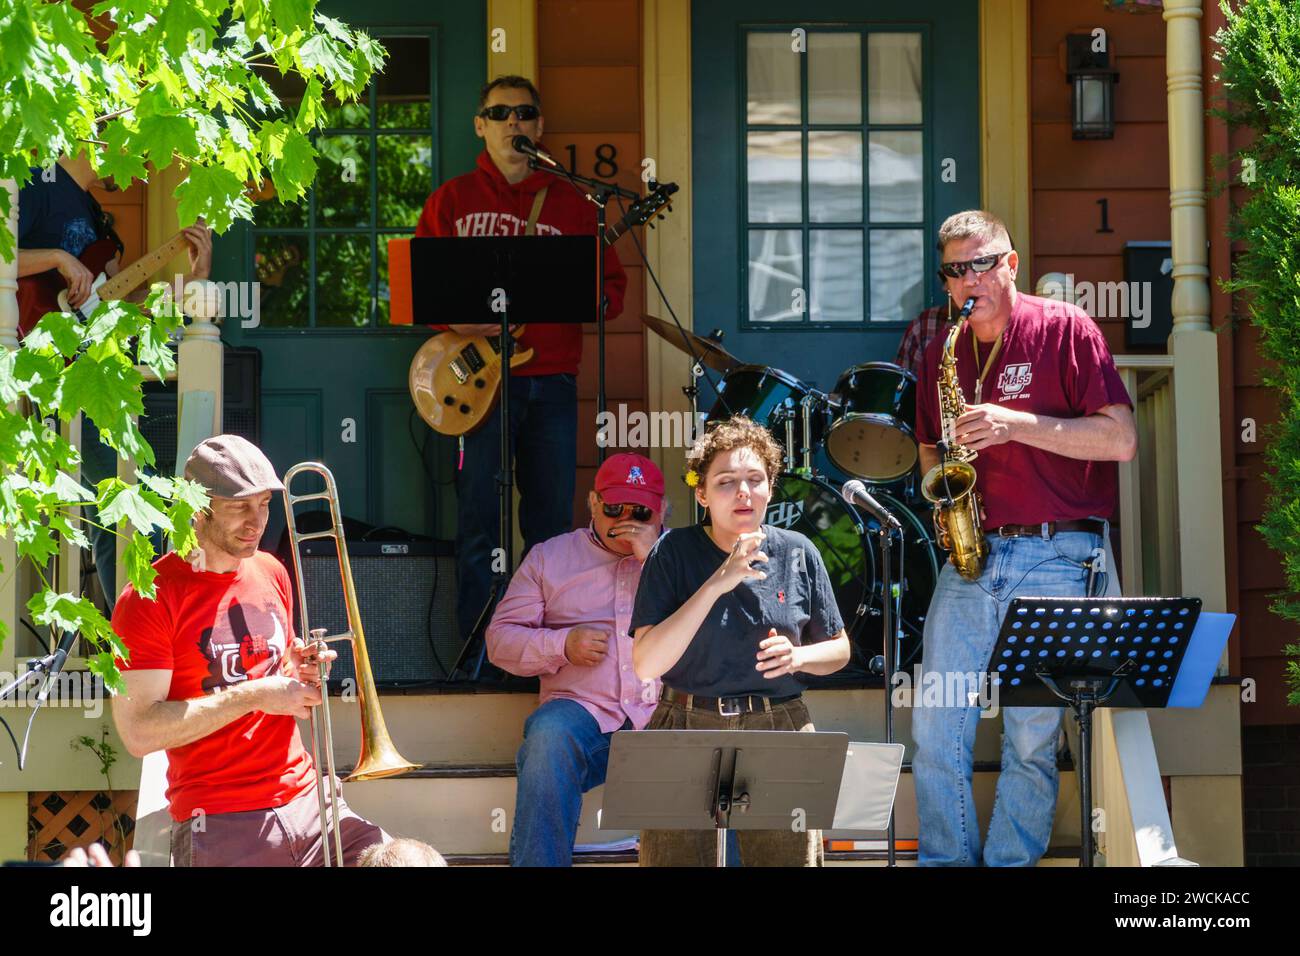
{"left": 460, "top": 344, "right": 486, "bottom": 373}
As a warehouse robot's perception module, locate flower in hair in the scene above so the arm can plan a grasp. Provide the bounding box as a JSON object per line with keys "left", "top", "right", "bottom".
{"left": 684, "top": 469, "right": 700, "bottom": 487}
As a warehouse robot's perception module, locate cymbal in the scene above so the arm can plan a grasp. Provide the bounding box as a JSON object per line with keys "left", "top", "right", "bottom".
{"left": 641, "top": 314, "right": 743, "bottom": 372}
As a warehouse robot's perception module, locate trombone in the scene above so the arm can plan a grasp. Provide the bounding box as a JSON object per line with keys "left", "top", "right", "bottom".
{"left": 282, "top": 462, "right": 419, "bottom": 866}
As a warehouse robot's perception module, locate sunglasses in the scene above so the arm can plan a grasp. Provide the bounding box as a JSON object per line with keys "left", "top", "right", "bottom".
{"left": 478, "top": 104, "right": 541, "bottom": 122}
{"left": 601, "top": 501, "right": 654, "bottom": 522}
{"left": 937, "top": 251, "right": 1011, "bottom": 280}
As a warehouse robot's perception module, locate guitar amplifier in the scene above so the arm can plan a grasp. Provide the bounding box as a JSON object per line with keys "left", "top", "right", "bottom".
{"left": 297, "top": 538, "right": 459, "bottom": 686}
{"left": 140, "top": 346, "right": 261, "bottom": 474}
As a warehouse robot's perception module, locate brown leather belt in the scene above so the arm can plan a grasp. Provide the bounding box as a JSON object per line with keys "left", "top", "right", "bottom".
{"left": 987, "top": 519, "right": 1107, "bottom": 539}
{"left": 662, "top": 686, "right": 801, "bottom": 717}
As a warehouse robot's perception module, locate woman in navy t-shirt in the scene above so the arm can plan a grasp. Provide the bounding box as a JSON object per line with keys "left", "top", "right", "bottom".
{"left": 630, "top": 415, "right": 850, "bottom": 866}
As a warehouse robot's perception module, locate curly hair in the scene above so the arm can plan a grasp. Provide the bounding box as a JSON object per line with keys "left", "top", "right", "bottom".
{"left": 686, "top": 416, "right": 784, "bottom": 487}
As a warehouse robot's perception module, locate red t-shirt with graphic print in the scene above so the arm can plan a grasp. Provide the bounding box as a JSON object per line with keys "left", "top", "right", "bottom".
{"left": 113, "top": 551, "right": 313, "bottom": 822}
{"left": 915, "top": 293, "right": 1133, "bottom": 529}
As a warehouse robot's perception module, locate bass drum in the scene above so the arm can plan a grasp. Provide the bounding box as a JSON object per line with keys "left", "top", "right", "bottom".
{"left": 765, "top": 474, "right": 939, "bottom": 674}
{"left": 858, "top": 491, "right": 942, "bottom": 671}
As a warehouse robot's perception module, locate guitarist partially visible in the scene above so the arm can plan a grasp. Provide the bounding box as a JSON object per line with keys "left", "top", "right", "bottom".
{"left": 414, "top": 75, "right": 628, "bottom": 645}
{"left": 18, "top": 149, "right": 213, "bottom": 612}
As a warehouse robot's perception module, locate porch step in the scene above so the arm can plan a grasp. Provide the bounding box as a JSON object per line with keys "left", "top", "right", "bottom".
{"left": 441, "top": 847, "right": 1087, "bottom": 867}
{"left": 331, "top": 685, "right": 1018, "bottom": 767}
{"left": 339, "top": 761, "right": 1083, "bottom": 858}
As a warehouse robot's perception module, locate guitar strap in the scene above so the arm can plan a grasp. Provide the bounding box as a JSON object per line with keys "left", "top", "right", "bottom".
{"left": 525, "top": 187, "right": 548, "bottom": 236}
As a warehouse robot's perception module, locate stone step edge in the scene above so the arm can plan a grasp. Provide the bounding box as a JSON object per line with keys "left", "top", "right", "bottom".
{"left": 339, "top": 757, "right": 1077, "bottom": 780}
{"left": 442, "top": 846, "right": 1087, "bottom": 866}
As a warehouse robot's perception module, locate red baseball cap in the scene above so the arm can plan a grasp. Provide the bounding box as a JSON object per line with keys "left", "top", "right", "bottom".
{"left": 595, "top": 453, "right": 665, "bottom": 513}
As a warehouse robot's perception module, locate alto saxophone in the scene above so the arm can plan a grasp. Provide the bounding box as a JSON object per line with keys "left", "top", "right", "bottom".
{"left": 921, "top": 297, "right": 989, "bottom": 580}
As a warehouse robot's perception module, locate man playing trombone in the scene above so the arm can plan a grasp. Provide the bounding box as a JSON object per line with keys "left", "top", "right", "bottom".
{"left": 111, "top": 435, "right": 390, "bottom": 866}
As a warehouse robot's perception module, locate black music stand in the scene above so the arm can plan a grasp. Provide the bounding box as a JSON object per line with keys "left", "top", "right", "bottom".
{"left": 600, "top": 730, "right": 849, "bottom": 867}
{"left": 990, "top": 596, "right": 1231, "bottom": 867}
{"left": 407, "top": 236, "right": 597, "bottom": 680}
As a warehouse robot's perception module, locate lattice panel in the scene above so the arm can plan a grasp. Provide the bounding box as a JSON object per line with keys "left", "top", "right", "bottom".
{"left": 27, "top": 790, "right": 138, "bottom": 865}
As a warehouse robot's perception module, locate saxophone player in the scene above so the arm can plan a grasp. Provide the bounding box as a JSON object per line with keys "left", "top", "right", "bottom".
{"left": 911, "top": 210, "right": 1137, "bottom": 867}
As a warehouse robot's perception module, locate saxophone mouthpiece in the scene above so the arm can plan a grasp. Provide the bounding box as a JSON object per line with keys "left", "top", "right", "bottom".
{"left": 960, "top": 297, "right": 976, "bottom": 318}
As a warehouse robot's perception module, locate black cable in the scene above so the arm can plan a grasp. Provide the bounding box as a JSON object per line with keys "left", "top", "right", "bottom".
{"left": 19, "top": 619, "right": 48, "bottom": 654}
{"left": 538, "top": 157, "right": 734, "bottom": 422}
{"left": 407, "top": 407, "right": 455, "bottom": 487}
{"left": 612, "top": 190, "right": 734, "bottom": 420}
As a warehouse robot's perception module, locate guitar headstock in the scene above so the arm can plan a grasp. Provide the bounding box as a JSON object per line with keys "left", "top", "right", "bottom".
{"left": 619, "top": 180, "right": 679, "bottom": 231}
{"left": 256, "top": 243, "right": 303, "bottom": 287}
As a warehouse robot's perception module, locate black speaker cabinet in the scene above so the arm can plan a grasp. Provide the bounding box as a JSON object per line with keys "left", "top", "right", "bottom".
{"left": 297, "top": 539, "right": 458, "bottom": 686}
{"left": 140, "top": 346, "right": 261, "bottom": 474}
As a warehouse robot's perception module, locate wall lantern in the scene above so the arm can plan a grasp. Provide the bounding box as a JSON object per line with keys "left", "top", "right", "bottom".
{"left": 1065, "top": 34, "right": 1120, "bottom": 140}
{"left": 1103, "top": 0, "right": 1162, "bottom": 12}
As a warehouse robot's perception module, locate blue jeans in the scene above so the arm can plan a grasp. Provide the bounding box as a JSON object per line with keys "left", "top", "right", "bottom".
{"left": 456, "top": 373, "right": 577, "bottom": 640}
{"left": 510, "top": 698, "right": 628, "bottom": 867}
{"left": 912, "top": 528, "right": 1104, "bottom": 866}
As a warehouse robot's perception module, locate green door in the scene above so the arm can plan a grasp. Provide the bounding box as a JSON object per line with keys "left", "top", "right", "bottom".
{"left": 212, "top": 1, "right": 485, "bottom": 547}
{"left": 692, "top": 1, "right": 981, "bottom": 400}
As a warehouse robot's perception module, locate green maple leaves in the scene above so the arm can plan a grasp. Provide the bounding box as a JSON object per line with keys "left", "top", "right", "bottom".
{"left": 0, "top": 0, "right": 386, "bottom": 257}
{"left": 0, "top": 1, "right": 383, "bottom": 676}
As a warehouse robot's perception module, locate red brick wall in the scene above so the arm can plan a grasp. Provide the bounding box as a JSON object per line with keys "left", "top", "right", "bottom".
{"left": 536, "top": 0, "right": 649, "bottom": 525}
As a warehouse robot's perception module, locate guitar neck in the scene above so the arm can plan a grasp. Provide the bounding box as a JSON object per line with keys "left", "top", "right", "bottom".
{"left": 97, "top": 232, "right": 191, "bottom": 301}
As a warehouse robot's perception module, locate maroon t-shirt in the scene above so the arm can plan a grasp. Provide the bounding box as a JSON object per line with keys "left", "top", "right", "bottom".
{"left": 915, "top": 293, "right": 1132, "bottom": 529}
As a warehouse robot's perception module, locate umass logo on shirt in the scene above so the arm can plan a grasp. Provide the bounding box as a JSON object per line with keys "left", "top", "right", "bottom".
{"left": 996, "top": 362, "right": 1033, "bottom": 399}
{"left": 197, "top": 600, "right": 288, "bottom": 692}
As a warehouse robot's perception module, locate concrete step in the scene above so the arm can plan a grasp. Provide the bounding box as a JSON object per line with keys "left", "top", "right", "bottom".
{"left": 339, "top": 761, "right": 1083, "bottom": 858}
{"left": 442, "top": 847, "right": 1087, "bottom": 867}
{"left": 327, "top": 684, "right": 1084, "bottom": 857}
{"left": 321, "top": 685, "right": 1018, "bottom": 769}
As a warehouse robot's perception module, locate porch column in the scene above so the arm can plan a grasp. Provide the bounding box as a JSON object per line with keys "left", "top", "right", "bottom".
{"left": 0, "top": 179, "right": 21, "bottom": 675}
{"left": 1164, "top": 0, "right": 1226, "bottom": 616}
{"left": 0, "top": 181, "right": 22, "bottom": 861}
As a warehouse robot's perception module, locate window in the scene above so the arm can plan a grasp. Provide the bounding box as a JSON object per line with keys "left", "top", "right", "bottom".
{"left": 744, "top": 28, "right": 927, "bottom": 327}
{"left": 250, "top": 32, "right": 437, "bottom": 329}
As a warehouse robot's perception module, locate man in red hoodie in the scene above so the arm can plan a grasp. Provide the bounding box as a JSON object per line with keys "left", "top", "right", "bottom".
{"left": 415, "top": 75, "right": 628, "bottom": 642}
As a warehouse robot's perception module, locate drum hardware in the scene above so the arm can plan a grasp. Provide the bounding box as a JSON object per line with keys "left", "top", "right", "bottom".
{"left": 765, "top": 473, "right": 938, "bottom": 676}
{"left": 825, "top": 362, "right": 920, "bottom": 483}
{"left": 841, "top": 477, "right": 905, "bottom": 866}
{"left": 641, "top": 313, "right": 743, "bottom": 373}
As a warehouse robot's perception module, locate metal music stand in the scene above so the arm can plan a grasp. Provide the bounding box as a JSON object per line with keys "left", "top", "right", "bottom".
{"left": 600, "top": 729, "right": 849, "bottom": 867}
{"left": 990, "top": 595, "right": 1231, "bottom": 867}
{"left": 406, "top": 236, "right": 597, "bottom": 680}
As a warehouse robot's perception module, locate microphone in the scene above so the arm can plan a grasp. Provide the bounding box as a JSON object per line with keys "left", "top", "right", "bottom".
{"left": 34, "top": 629, "right": 79, "bottom": 705}
{"left": 841, "top": 480, "right": 901, "bottom": 530}
{"left": 511, "top": 135, "right": 557, "bottom": 168}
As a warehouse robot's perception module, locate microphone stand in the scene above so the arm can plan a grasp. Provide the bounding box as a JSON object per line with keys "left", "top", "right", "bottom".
{"left": 524, "top": 152, "right": 638, "bottom": 465}
{"left": 0, "top": 630, "right": 80, "bottom": 769}
{"left": 875, "top": 519, "right": 899, "bottom": 867}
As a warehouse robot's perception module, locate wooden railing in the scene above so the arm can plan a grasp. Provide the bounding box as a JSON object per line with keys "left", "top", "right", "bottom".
{"left": 1092, "top": 354, "right": 1190, "bottom": 866}
{"left": 0, "top": 180, "right": 223, "bottom": 858}
{"left": 1116, "top": 355, "right": 1180, "bottom": 598}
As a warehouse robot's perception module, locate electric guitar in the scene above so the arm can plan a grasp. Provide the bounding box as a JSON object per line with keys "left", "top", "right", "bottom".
{"left": 408, "top": 180, "right": 678, "bottom": 437}
{"left": 16, "top": 229, "right": 197, "bottom": 338}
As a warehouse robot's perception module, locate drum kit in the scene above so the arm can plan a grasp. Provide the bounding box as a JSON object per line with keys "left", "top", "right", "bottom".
{"left": 643, "top": 316, "right": 943, "bottom": 677}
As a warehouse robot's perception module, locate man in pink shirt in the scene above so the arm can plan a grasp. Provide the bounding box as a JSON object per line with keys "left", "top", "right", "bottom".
{"left": 487, "top": 453, "right": 665, "bottom": 866}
